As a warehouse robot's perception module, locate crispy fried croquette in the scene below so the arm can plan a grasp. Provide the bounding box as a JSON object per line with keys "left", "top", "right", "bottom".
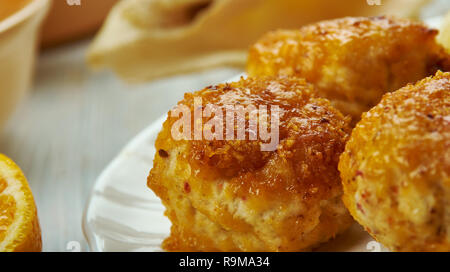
{"left": 247, "top": 16, "right": 450, "bottom": 123}
{"left": 339, "top": 71, "right": 450, "bottom": 252}
{"left": 148, "top": 76, "right": 354, "bottom": 251}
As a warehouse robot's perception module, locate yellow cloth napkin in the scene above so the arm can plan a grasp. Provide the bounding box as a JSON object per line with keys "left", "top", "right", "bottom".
{"left": 438, "top": 11, "right": 450, "bottom": 51}
{"left": 87, "top": 0, "right": 430, "bottom": 82}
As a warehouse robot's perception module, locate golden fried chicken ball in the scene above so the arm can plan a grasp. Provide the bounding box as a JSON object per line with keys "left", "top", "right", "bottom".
{"left": 148, "top": 76, "right": 354, "bottom": 251}
{"left": 247, "top": 16, "right": 450, "bottom": 123}
{"left": 339, "top": 71, "right": 450, "bottom": 252}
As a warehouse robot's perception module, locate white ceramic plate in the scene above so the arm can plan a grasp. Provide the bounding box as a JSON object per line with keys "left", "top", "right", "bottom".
{"left": 82, "top": 74, "right": 387, "bottom": 252}
{"left": 83, "top": 115, "right": 170, "bottom": 251}
{"left": 83, "top": 16, "right": 444, "bottom": 252}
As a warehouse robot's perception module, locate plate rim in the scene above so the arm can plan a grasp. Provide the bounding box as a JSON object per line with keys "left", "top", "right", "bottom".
{"left": 82, "top": 115, "right": 167, "bottom": 252}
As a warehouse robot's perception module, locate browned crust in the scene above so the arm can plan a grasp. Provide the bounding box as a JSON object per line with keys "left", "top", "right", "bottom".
{"left": 148, "top": 76, "right": 353, "bottom": 251}
{"left": 247, "top": 16, "right": 450, "bottom": 123}
{"left": 339, "top": 71, "right": 450, "bottom": 252}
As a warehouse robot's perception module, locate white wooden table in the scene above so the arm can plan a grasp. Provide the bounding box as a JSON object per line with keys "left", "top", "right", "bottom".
{"left": 1, "top": 0, "right": 448, "bottom": 252}
{"left": 0, "top": 40, "right": 241, "bottom": 251}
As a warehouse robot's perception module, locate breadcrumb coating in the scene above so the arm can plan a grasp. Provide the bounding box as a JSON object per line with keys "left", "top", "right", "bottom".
{"left": 247, "top": 16, "right": 450, "bottom": 123}
{"left": 148, "top": 76, "right": 353, "bottom": 251}
{"left": 339, "top": 71, "right": 450, "bottom": 252}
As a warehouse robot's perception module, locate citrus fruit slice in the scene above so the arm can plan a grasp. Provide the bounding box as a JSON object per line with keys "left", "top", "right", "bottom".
{"left": 0, "top": 154, "right": 41, "bottom": 252}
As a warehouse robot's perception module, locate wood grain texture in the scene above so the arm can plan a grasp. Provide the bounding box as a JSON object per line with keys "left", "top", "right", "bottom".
{"left": 0, "top": 40, "right": 241, "bottom": 251}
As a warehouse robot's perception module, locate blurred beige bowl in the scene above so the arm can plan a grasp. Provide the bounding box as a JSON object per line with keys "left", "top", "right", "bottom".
{"left": 0, "top": 0, "right": 50, "bottom": 129}
{"left": 41, "top": 0, "right": 117, "bottom": 47}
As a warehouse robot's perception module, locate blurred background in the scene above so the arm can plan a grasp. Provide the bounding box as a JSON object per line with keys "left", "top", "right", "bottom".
{"left": 0, "top": 0, "right": 449, "bottom": 251}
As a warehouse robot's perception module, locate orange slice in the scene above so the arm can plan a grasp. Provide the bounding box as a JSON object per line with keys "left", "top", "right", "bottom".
{"left": 0, "top": 154, "right": 41, "bottom": 252}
